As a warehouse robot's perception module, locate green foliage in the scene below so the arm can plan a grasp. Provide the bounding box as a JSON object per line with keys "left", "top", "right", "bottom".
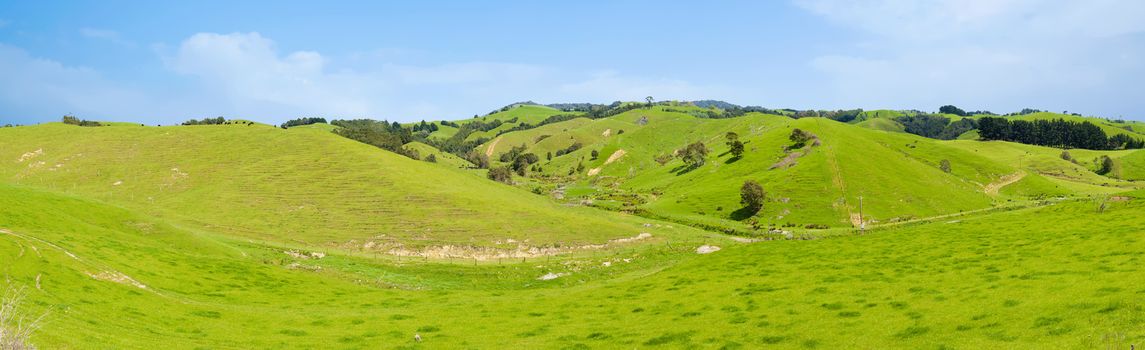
{"left": 939, "top": 105, "right": 968, "bottom": 116}
{"left": 789, "top": 128, "right": 814, "bottom": 148}
{"left": 182, "top": 116, "right": 227, "bottom": 126}
{"left": 978, "top": 117, "right": 1142, "bottom": 150}
{"left": 331, "top": 119, "right": 420, "bottom": 159}
{"left": 739, "top": 180, "right": 765, "bottom": 214}
{"left": 726, "top": 132, "right": 745, "bottom": 158}
{"left": 1095, "top": 155, "right": 1114, "bottom": 175}
{"left": 424, "top": 154, "right": 436, "bottom": 163}
{"left": 487, "top": 166, "right": 513, "bottom": 184}
{"left": 678, "top": 141, "right": 708, "bottom": 167}
{"left": 62, "top": 115, "right": 102, "bottom": 127}
{"left": 280, "top": 117, "right": 327, "bottom": 129}
{"left": 939, "top": 159, "right": 952, "bottom": 173}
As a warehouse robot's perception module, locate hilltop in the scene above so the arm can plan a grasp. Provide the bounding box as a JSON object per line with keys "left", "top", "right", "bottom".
{"left": 2, "top": 101, "right": 1144, "bottom": 348}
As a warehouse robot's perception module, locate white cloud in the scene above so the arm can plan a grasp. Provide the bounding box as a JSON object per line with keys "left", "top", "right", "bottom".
{"left": 0, "top": 43, "right": 150, "bottom": 123}
{"left": 79, "top": 27, "right": 135, "bottom": 47}
{"left": 557, "top": 71, "right": 721, "bottom": 103}
{"left": 162, "top": 32, "right": 714, "bottom": 121}
{"left": 795, "top": 0, "right": 1145, "bottom": 116}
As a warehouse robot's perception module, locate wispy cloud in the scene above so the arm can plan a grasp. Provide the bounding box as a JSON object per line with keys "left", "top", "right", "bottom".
{"left": 161, "top": 32, "right": 713, "bottom": 121}
{"left": 0, "top": 43, "right": 151, "bottom": 121}
{"left": 795, "top": 0, "right": 1145, "bottom": 115}
{"left": 79, "top": 27, "right": 135, "bottom": 47}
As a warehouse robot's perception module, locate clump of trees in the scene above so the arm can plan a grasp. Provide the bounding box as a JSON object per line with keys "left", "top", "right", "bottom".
{"left": 411, "top": 120, "right": 440, "bottom": 133}
{"left": 939, "top": 105, "right": 968, "bottom": 116}
{"left": 740, "top": 180, "right": 765, "bottom": 215}
{"left": 464, "top": 151, "right": 490, "bottom": 169}
{"left": 1096, "top": 155, "right": 1115, "bottom": 175}
{"left": 726, "top": 132, "right": 745, "bottom": 158}
{"left": 895, "top": 114, "right": 977, "bottom": 140}
{"left": 62, "top": 115, "right": 101, "bottom": 127}
{"left": 789, "top": 129, "right": 815, "bottom": 148}
{"left": 487, "top": 166, "right": 513, "bottom": 184}
{"left": 181, "top": 117, "right": 227, "bottom": 125}
{"left": 978, "top": 117, "right": 1144, "bottom": 150}
{"left": 280, "top": 117, "right": 326, "bottom": 129}
{"left": 511, "top": 153, "right": 540, "bottom": 176}
{"left": 678, "top": 142, "right": 709, "bottom": 167}
{"left": 554, "top": 142, "right": 583, "bottom": 157}
{"left": 330, "top": 119, "right": 421, "bottom": 160}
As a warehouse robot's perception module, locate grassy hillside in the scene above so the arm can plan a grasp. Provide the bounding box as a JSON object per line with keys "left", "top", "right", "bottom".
{"left": 3, "top": 183, "right": 1142, "bottom": 348}
{"left": 473, "top": 106, "right": 1145, "bottom": 234}
{"left": 402, "top": 141, "right": 473, "bottom": 170}
{"left": 0, "top": 123, "right": 697, "bottom": 248}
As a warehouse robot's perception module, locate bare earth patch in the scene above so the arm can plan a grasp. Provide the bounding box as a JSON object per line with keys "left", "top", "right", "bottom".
{"left": 484, "top": 137, "right": 502, "bottom": 157}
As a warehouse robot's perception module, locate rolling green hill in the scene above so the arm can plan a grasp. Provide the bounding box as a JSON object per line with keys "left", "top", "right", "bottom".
{"left": 0, "top": 123, "right": 696, "bottom": 249}
{"left": 3, "top": 180, "right": 1142, "bottom": 348}
{"left": 476, "top": 106, "right": 1142, "bottom": 233}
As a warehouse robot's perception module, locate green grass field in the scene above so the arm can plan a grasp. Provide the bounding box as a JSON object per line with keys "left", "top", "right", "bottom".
{"left": 2, "top": 182, "right": 1142, "bottom": 348}
{"left": 2, "top": 107, "right": 1144, "bottom": 349}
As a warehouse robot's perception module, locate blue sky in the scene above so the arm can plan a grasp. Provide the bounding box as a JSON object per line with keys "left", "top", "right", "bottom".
{"left": 1, "top": 0, "right": 1143, "bottom": 124}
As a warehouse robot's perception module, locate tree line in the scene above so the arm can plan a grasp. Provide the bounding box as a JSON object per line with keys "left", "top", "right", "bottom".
{"left": 280, "top": 117, "right": 327, "bottom": 129}
{"left": 978, "top": 117, "right": 1143, "bottom": 150}
{"left": 62, "top": 115, "right": 102, "bottom": 127}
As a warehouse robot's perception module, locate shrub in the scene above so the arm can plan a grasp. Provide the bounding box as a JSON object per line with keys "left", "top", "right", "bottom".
{"left": 789, "top": 129, "right": 814, "bottom": 148}
{"left": 1096, "top": 155, "right": 1114, "bottom": 175}
{"left": 487, "top": 166, "right": 513, "bottom": 184}
{"left": 740, "top": 180, "right": 765, "bottom": 214}
{"left": 679, "top": 142, "right": 708, "bottom": 167}
{"left": 425, "top": 154, "right": 437, "bottom": 163}
{"left": 939, "top": 159, "right": 952, "bottom": 173}
{"left": 1059, "top": 151, "right": 1072, "bottom": 161}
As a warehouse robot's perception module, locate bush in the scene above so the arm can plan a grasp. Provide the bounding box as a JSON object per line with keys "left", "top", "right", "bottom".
{"left": 1060, "top": 151, "right": 1072, "bottom": 161}
{"left": 939, "top": 159, "right": 952, "bottom": 173}
{"left": 789, "top": 129, "right": 814, "bottom": 148}
{"left": 679, "top": 142, "right": 708, "bottom": 167}
{"left": 280, "top": 117, "right": 327, "bottom": 129}
{"left": 740, "top": 180, "right": 765, "bottom": 214}
{"left": 487, "top": 166, "right": 513, "bottom": 184}
{"left": 425, "top": 154, "right": 437, "bottom": 163}
{"left": 1096, "top": 155, "right": 1114, "bottom": 175}
{"left": 62, "top": 115, "right": 101, "bottom": 127}
{"left": 590, "top": 150, "right": 599, "bottom": 160}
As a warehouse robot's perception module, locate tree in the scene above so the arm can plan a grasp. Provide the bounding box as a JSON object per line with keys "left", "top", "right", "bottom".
{"left": 487, "top": 166, "right": 513, "bottom": 184}
{"left": 1096, "top": 155, "right": 1114, "bottom": 175}
{"left": 1060, "top": 151, "right": 1072, "bottom": 162}
{"left": 939, "top": 105, "right": 968, "bottom": 116}
{"left": 728, "top": 141, "right": 745, "bottom": 158}
{"left": 679, "top": 142, "right": 708, "bottom": 167}
{"left": 62, "top": 115, "right": 80, "bottom": 125}
{"left": 590, "top": 150, "right": 600, "bottom": 160}
{"left": 740, "top": 180, "right": 765, "bottom": 214}
{"left": 645, "top": 96, "right": 654, "bottom": 109}
{"left": 425, "top": 154, "right": 437, "bottom": 163}
{"left": 725, "top": 132, "right": 745, "bottom": 158}
{"left": 789, "top": 129, "right": 814, "bottom": 148}
{"left": 939, "top": 159, "right": 952, "bottom": 173}
{"left": 546, "top": 152, "right": 552, "bottom": 161}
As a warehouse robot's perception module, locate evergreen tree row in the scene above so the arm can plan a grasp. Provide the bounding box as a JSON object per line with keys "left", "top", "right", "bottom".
{"left": 978, "top": 117, "right": 1143, "bottom": 150}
